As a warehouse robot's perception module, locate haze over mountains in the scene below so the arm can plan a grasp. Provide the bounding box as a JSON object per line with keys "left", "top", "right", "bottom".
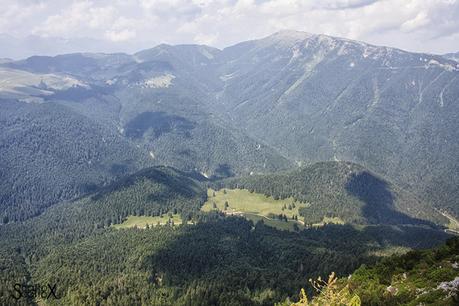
{"left": 1, "top": 30, "right": 459, "bottom": 222}
{"left": 0, "top": 34, "right": 145, "bottom": 60}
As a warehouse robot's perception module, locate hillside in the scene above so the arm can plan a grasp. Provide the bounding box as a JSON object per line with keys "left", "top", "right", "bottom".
{"left": 212, "top": 31, "right": 459, "bottom": 217}
{"left": 0, "top": 51, "right": 291, "bottom": 221}
{"left": 0, "top": 166, "right": 206, "bottom": 257}
{"left": 1, "top": 31, "right": 458, "bottom": 304}
{"left": 0, "top": 99, "right": 153, "bottom": 222}
{"left": 276, "top": 237, "right": 459, "bottom": 305}
{"left": 2, "top": 31, "right": 458, "bottom": 218}
{"left": 0, "top": 165, "right": 452, "bottom": 305}
{"left": 337, "top": 237, "right": 459, "bottom": 305}
{"left": 216, "top": 161, "right": 446, "bottom": 226}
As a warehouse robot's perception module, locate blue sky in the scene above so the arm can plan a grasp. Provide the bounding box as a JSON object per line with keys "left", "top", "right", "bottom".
{"left": 1, "top": 0, "right": 459, "bottom": 58}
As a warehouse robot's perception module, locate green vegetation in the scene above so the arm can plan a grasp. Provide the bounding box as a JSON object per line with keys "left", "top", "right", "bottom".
{"left": 202, "top": 188, "right": 345, "bottom": 231}
{"left": 214, "top": 162, "right": 446, "bottom": 226}
{"left": 279, "top": 238, "right": 459, "bottom": 306}
{"left": 277, "top": 273, "right": 361, "bottom": 306}
{"left": 242, "top": 212, "right": 302, "bottom": 231}
{"left": 337, "top": 237, "right": 459, "bottom": 305}
{"left": 113, "top": 214, "right": 183, "bottom": 229}
{"left": 2, "top": 218, "right": 450, "bottom": 306}
{"left": 0, "top": 69, "right": 291, "bottom": 224}
{"left": 0, "top": 100, "right": 151, "bottom": 222}
{"left": 202, "top": 188, "right": 303, "bottom": 218}
{"left": 202, "top": 188, "right": 305, "bottom": 231}
{"left": 0, "top": 164, "right": 452, "bottom": 305}
{"left": 0, "top": 166, "right": 206, "bottom": 261}
{"left": 1, "top": 38, "right": 459, "bottom": 305}
{"left": 201, "top": 34, "right": 459, "bottom": 220}
{"left": 3, "top": 37, "right": 459, "bottom": 222}
{"left": 316, "top": 216, "right": 345, "bottom": 226}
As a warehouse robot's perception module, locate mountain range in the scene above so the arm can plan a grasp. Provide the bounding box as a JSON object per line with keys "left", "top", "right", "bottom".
{"left": 1, "top": 30, "right": 458, "bottom": 223}
{"left": 2, "top": 30, "right": 459, "bottom": 304}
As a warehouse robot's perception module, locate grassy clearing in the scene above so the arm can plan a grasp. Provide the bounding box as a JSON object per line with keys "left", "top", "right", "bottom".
{"left": 315, "top": 216, "right": 345, "bottom": 226}
{"left": 202, "top": 188, "right": 304, "bottom": 216}
{"left": 202, "top": 188, "right": 309, "bottom": 231}
{"left": 112, "top": 214, "right": 182, "bottom": 229}
{"left": 202, "top": 188, "right": 346, "bottom": 231}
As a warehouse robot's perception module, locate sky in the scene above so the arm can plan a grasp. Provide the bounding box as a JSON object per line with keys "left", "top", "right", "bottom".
{"left": 1, "top": 0, "right": 459, "bottom": 58}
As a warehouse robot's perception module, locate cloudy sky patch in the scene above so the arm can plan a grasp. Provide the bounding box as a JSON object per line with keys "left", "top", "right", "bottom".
{"left": 0, "top": 0, "right": 458, "bottom": 58}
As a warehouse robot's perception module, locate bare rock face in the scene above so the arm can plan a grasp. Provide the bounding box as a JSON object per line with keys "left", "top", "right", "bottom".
{"left": 386, "top": 285, "right": 399, "bottom": 296}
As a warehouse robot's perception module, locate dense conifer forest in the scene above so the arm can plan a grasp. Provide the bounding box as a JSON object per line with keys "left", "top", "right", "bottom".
{"left": 216, "top": 162, "right": 446, "bottom": 226}
{"left": 0, "top": 164, "right": 453, "bottom": 305}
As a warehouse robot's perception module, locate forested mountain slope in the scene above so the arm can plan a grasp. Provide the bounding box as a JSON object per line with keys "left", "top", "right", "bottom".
{"left": 0, "top": 48, "right": 290, "bottom": 221}
{"left": 0, "top": 166, "right": 206, "bottom": 256}
{"left": 213, "top": 31, "right": 459, "bottom": 217}
{"left": 0, "top": 165, "right": 451, "bottom": 305}
{"left": 0, "top": 48, "right": 291, "bottom": 180}
{"left": 216, "top": 161, "right": 446, "bottom": 226}
{"left": 1, "top": 30, "right": 458, "bottom": 219}
{"left": 0, "top": 99, "right": 152, "bottom": 222}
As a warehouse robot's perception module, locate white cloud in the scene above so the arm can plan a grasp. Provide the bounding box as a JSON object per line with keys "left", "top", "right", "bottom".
{"left": 194, "top": 32, "right": 218, "bottom": 45}
{"left": 33, "top": 1, "right": 118, "bottom": 37}
{"left": 0, "top": 1, "right": 46, "bottom": 35}
{"left": 105, "top": 29, "right": 136, "bottom": 42}
{"left": 401, "top": 11, "right": 429, "bottom": 33}
{"left": 0, "top": 0, "right": 458, "bottom": 56}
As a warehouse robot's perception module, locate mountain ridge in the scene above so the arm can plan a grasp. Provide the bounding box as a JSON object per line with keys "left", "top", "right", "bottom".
{"left": 1, "top": 30, "right": 458, "bottom": 220}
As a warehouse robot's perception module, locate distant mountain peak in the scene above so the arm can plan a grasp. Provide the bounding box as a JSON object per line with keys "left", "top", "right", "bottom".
{"left": 134, "top": 43, "right": 221, "bottom": 64}
{"left": 263, "top": 30, "right": 407, "bottom": 55}
{"left": 240, "top": 30, "right": 459, "bottom": 72}
{"left": 267, "top": 30, "right": 357, "bottom": 45}
{"left": 444, "top": 51, "right": 459, "bottom": 62}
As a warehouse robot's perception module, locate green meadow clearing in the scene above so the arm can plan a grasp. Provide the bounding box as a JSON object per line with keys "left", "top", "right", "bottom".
{"left": 202, "top": 188, "right": 308, "bottom": 231}
{"left": 202, "top": 188, "right": 305, "bottom": 217}
{"left": 114, "top": 188, "right": 345, "bottom": 231}
{"left": 112, "top": 214, "right": 182, "bottom": 229}
{"left": 202, "top": 188, "right": 345, "bottom": 231}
